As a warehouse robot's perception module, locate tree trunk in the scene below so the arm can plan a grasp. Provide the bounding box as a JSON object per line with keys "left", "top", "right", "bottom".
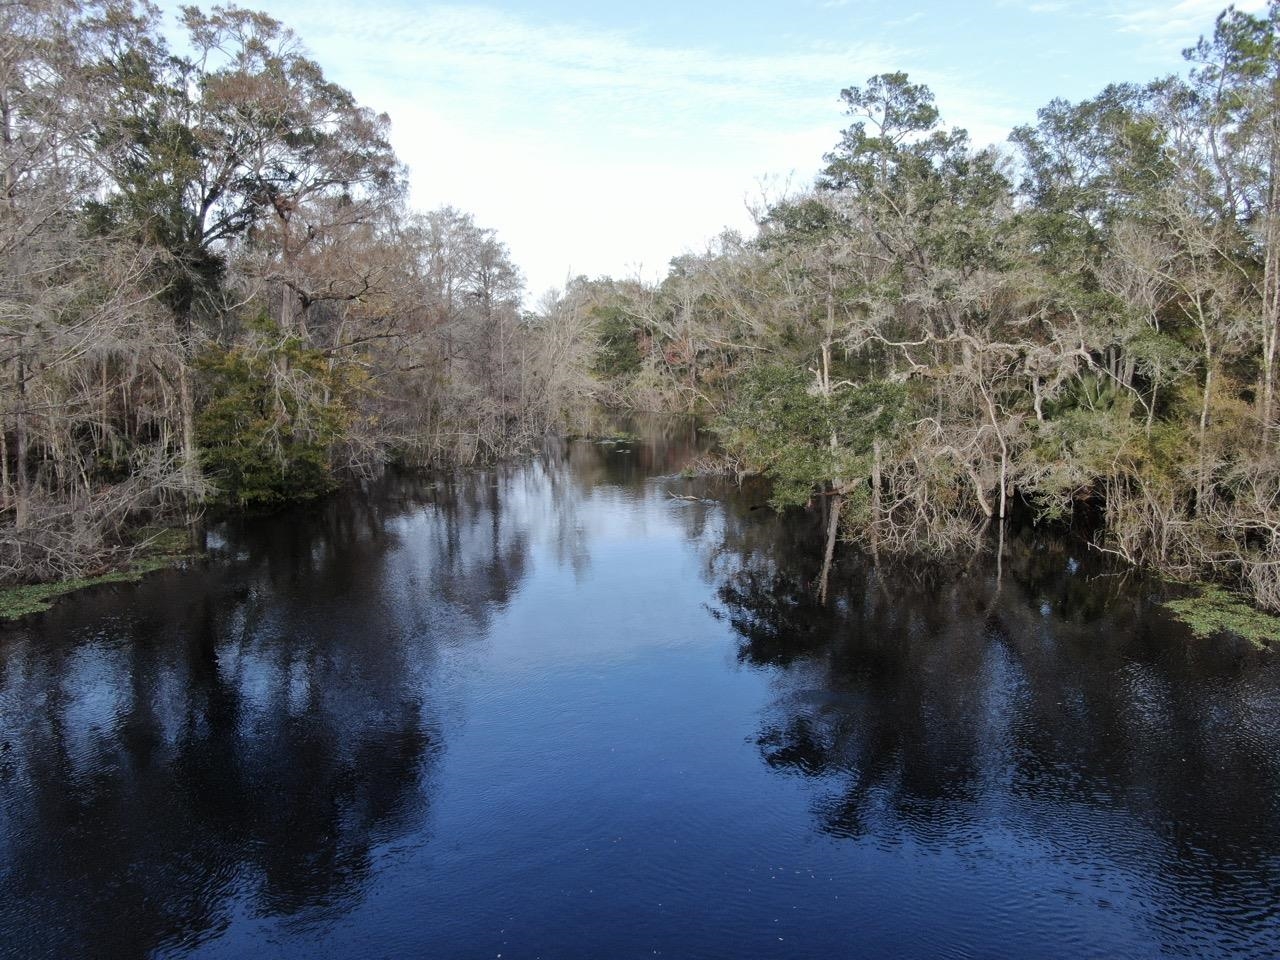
{"left": 2, "top": 91, "right": 15, "bottom": 210}
{"left": 1147, "top": 374, "right": 1158, "bottom": 435}
{"left": 978, "top": 379, "right": 1008, "bottom": 520}
{"left": 15, "top": 357, "right": 29, "bottom": 531}
{"left": 996, "top": 515, "right": 1006, "bottom": 586}
{"left": 177, "top": 356, "right": 199, "bottom": 505}
{"left": 279, "top": 210, "right": 303, "bottom": 338}
{"left": 4, "top": 96, "right": 21, "bottom": 527}
{"left": 818, "top": 492, "right": 843, "bottom": 605}
{"left": 1199, "top": 344, "right": 1214, "bottom": 509}
{"left": 871, "top": 439, "right": 882, "bottom": 528}
{"left": 968, "top": 464, "right": 994, "bottom": 520}
{"left": 998, "top": 444, "right": 1009, "bottom": 522}
{"left": 1262, "top": 124, "right": 1280, "bottom": 433}
{"left": 1, "top": 425, "right": 9, "bottom": 513}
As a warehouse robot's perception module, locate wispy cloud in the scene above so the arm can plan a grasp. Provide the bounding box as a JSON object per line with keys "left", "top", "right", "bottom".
{"left": 1111, "top": 0, "right": 1267, "bottom": 40}
{"left": 163, "top": 1, "right": 922, "bottom": 293}
{"left": 151, "top": 1, "right": 1087, "bottom": 297}
{"left": 886, "top": 11, "right": 928, "bottom": 27}
{"left": 278, "top": 2, "right": 904, "bottom": 148}
{"left": 995, "top": 0, "right": 1081, "bottom": 12}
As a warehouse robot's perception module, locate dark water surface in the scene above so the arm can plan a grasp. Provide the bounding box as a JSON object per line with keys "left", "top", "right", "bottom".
{"left": 2, "top": 423, "right": 1279, "bottom": 959}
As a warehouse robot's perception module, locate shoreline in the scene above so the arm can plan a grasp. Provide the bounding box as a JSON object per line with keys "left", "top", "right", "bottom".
{"left": 0, "top": 528, "right": 195, "bottom": 621}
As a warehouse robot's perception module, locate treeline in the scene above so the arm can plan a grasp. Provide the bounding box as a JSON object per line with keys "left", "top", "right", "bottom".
{"left": 10, "top": 0, "right": 1280, "bottom": 616}
{"left": 555, "top": 5, "right": 1280, "bottom": 613}
{"left": 1, "top": 0, "right": 590, "bottom": 583}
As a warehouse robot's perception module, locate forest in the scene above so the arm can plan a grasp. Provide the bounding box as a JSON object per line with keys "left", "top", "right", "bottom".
{"left": 5, "top": 0, "right": 1280, "bottom": 619}
{"left": 1, "top": 0, "right": 595, "bottom": 586}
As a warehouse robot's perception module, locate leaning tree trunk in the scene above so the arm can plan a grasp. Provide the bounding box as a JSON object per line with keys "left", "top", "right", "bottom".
{"left": 818, "top": 491, "right": 843, "bottom": 605}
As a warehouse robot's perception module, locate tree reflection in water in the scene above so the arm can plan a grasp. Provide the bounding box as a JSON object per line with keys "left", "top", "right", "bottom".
{"left": 705, "top": 501, "right": 1280, "bottom": 956}
{"left": 2, "top": 422, "right": 1278, "bottom": 960}
{"left": 0, "top": 424, "right": 714, "bottom": 960}
{"left": 0, "top": 470, "right": 534, "bottom": 960}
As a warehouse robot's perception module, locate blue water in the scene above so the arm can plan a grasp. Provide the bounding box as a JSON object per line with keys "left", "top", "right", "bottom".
{"left": 1, "top": 425, "right": 1278, "bottom": 959}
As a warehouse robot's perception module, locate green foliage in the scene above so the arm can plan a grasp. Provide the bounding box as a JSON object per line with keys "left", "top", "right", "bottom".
{"left": 1165, "top": 587, "right": 1280, "bottom": 646}
{"left": 1046, "top": 372, "right": 1124, "bottom": 416}
{"left": 821, "top": 72, "right": 948, "bottom": 194}
{"left": 1010, "top": 83, "right": 1171, "bottom": 265}
{"left": 1029, "top": 406, "right": 1135, "bottom": 511}
{"left": 1125, "top": 328, "right": 1196, "bottom": 383}
{"left": 0, "top": 564, "right": 165, "bottom": 619}
{"left": 196, "top": 328, "right": 356, "bottom": 509}
{"left": 597, "top": 44, "right": 1280, "bottom": 624}
{"left": 816, "top": 71, "right": 1015, "bottom": 279}
{"left": 716, "top": 365, "right": 905, "bottom": 508}
{"left": 759, "top": 197, "right": 849, "bottom": 251}
{"left": 85, "top": 3, "right": 401, "bottom": 321}
{"left": 591, "top": 305, "right": 643, "bottom": 379}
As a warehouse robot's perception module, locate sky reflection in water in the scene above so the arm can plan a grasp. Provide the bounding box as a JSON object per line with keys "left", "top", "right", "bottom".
{"left": 1, "top": 421, "right": 1278, "bottom": 959}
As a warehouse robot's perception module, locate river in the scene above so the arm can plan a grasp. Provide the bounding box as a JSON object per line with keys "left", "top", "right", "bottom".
{"left": 1, "top": 421, "right": 1278, "bottom": 959}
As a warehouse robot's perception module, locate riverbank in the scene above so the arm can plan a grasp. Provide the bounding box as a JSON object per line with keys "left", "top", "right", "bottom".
{"left": 0, "top": 528, "right": 195, "bottom": 620}
{"left": 4, "top": 420, "right": 1278, "bottom": 960}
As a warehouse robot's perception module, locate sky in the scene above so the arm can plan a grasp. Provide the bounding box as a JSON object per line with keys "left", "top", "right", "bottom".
{"left": 158, "top": 0, "right": 1267, "bottom": 302}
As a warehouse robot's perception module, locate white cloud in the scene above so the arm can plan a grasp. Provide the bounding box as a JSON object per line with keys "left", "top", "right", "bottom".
{"left": 1111, "top": 0, "right": 1267, "bottom": 40}
{"left": 155, "top": 1, "right": 1041, "bottom": 300}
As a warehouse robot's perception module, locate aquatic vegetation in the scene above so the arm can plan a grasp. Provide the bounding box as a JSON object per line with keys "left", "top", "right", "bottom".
{"left": 1165, "top": 587, "right": 1280, "bottom": 646}
{"left": 0, "top": 529, "right": 192, "bottom": 620}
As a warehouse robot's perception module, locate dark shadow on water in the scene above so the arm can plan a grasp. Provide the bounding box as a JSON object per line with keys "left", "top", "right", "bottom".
{"left": 0, "top": 469, "right": 533, "bottom": 960}
{"left": 2, "top": 421, "right": 1279, "bottom": 960}
{"left": 0, "top": 423, "right": 715, "bottom": 960}
{"left": 706, "top": 501, "right": 1280, "bottom": 957}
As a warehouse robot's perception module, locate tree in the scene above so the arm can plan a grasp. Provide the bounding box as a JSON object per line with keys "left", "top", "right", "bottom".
{"left": 86, "top": 1, "right": 401, "bottom": 493}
